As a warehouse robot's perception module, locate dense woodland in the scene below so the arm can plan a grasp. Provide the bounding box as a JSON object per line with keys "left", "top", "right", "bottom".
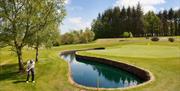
{"left": 92, "top": 3, "right": 180, "bottom": 39}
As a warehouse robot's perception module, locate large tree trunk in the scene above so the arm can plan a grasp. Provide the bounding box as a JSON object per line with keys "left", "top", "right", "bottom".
{"left": 35, "top": 46, "right": 39, "bottom": 62}
{"left": 16, "top": 47, "right": 25, "bottom": 73}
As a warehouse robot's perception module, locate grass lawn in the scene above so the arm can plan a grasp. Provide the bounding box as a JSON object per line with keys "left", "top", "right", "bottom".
{"left": 84, "top": 45, "right": 180, "bottom": 58}
{"left": 0, "top": 38, "right": 180, "bottom": 91}
{"left": 0, "top": 42, "right": 118, "bottom": 91}
{"left": 79, "top": 40, "right": 180, "bottom": 91}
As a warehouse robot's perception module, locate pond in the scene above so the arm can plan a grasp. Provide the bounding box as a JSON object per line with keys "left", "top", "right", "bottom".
{"left": 61, "top": 53, "right": 143, "bottom": 88}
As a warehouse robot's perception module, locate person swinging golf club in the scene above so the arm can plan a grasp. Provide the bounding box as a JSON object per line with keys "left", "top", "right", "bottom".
{"left": 26, "top": 59, "right": 35, "bottom": 83}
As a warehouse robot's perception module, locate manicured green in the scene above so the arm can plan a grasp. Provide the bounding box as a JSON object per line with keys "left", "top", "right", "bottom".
{"left": 85, "top": 45, "right": 180, "bottom": 58}
{"left": 0, "top": 38, "right": 180, "bottom": 91}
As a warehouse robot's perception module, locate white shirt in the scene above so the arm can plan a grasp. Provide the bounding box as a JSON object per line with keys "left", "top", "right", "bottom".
{"left": 27, "top": 60, "right": 35, "bottom": 71}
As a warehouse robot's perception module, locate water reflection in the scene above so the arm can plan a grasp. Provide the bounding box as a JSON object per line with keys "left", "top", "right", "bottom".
{"left": 61, "top": 54, "right": 142, "bottom": 88}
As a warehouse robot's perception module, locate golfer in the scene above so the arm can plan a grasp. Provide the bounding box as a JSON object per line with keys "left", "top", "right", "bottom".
{"left": 26, "top": 59, "right": 35, "bottom": 83}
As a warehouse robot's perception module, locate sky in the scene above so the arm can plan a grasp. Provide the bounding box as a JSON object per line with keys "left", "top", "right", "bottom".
{"left": 61, "top": 0, "right": 180, "bottom": 34}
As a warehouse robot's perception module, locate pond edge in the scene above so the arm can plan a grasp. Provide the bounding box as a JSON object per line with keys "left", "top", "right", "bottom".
{"left": 60, "top": 48, "right": 155, "bottom": 90}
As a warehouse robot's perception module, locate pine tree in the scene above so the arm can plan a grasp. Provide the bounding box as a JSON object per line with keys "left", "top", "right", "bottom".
{"left": 168, "top": 8, "right": 175, "bottom": 35}
{"left": 134, "top": 3, "right": 144, "bottom": 36}
{"left": 162, "top": 10, "right": 169, "bottom": 36}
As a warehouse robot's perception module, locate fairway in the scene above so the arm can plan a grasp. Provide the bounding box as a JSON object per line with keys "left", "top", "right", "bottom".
{"left": 1, "top": 0, "right": 180, "bottom": 91}
{"left": 85, "top": 45, "right": 180, "bottom": 58}
{"left": 0, "top": 39, "right": 180, "bottom": 91}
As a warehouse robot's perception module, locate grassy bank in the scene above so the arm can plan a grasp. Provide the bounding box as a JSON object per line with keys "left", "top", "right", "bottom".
{"left": 79, "top": 41, "right": 180, "bottom": 91}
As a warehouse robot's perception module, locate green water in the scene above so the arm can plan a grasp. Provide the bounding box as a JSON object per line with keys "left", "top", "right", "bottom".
{"left": 61, "top": 54, "right": 143, "bottom": 88}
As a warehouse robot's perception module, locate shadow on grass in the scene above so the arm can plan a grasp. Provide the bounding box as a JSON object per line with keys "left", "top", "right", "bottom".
{"left": 0, "top": 63, "right": 26, "bottom": 83}
{"left": 13, "top": 80, "right": 26, "bottom": 84}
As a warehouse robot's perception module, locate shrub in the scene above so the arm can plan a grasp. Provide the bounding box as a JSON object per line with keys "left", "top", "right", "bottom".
{"left": 151, "top": 37, "right": 159, "bottom": 41}
{"left": 146, "top": 37, "right": 149, "bottom": 39}
{"left": 168, "top": 38, "right": 175, "bottom": 42}
{"left": 122, "top": 32, "right": 132, "bottom": 38}
{"left": 53, "top": 41, "right": 60, "bottom": 46}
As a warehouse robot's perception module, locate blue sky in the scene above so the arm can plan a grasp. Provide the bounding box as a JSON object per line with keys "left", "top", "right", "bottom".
{"left": 61, "top": 0, "right": 180, "bottom": 34}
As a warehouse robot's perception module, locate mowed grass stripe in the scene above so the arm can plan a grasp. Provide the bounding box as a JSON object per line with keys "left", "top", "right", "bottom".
{"left": 86, "top": 45, "right": 180, "bottom": 58}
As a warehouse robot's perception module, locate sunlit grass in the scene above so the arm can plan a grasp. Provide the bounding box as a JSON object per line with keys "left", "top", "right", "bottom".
{"left": 0, "top": 38, "right": 180, "bottom": 91}
{"left": 85, "top": 44, "right": 180, "bottom": 58}
{"left": 0, "top": 42, "right": 118, "bottom": 91}
{"left": 78, "top": 41, "right": 180, "bottom": 91}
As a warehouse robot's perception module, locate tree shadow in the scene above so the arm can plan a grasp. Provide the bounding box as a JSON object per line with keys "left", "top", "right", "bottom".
{"left": 0, "top": 63, "right": 26, "bottom": 82}
{"left": 12, "top": 80, "right": 26, "bottom": 84}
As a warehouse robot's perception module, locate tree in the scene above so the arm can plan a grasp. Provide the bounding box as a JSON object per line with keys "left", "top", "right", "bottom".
{"left": 29, "top": 23, "right": 61, "bottom": 62}
{"left": 26, "top": 0, "right": 65, "bottom": 62}
{"left": 0, "top": 0, "right": 65, "bottom": 72}
{"left": 174, "top": 9, "right": 180, "bottom": 35}
{"left": 157, "top": 9, "right": 180, "bottom": 36}
{"left": 0, "top": 0, "right": 32, "bottom": 72}
{"left": 126, "top": 6, "right": 132, "bottom": 33}
{"left": 135, "top": 2, "right": 144, "bottom": 37}
{"left": 112, "top": 7, "right": 121, "bottom": 37}
{"left": 175, "top": 9, "right": 180, "bottom": 35}
{"left": 61, "top": 28, "right": 94, "bottom": 45}
{"left": 174, "top": 10, "right": 178, "bottom": 35}
{"left": 61, "top": 33, "right": 74, "bottom": 44}
{"left": 168, "top": 8, "right": 175, "bottom": 35}
{"left": 82, "top": 28, "right": 95, "bottom": 43}
{"left": 162, "top": 10, "right": 169, "bottom": 36}
{"left": 91, "top": 3, "right": 179, "bottom": 39}
{"left": 92, "top": 3, "right": 144, "bottom": 38}
{"left": 119, "top": 6, "right": 127, "bottom": 37}
{"left": 91, "top": 18, "right": 104, "bottom": 39}
{"left": 144, "top": 11, "right": 161, "bottom": 36}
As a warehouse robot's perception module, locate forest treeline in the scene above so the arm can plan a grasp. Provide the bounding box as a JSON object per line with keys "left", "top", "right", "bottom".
{"left": 91, "top": 3, "right": 180, "bottom": 39}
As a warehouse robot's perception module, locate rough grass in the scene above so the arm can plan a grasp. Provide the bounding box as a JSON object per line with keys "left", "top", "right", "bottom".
{"left": 0, "top": 38, "right": 180, "bottom": 91}
{"left": 0, "top": 42, "right": 119, "bottom": 91}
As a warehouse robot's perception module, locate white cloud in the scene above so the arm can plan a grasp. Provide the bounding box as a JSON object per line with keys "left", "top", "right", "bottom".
{"left": 68, "top": 17, "right": 82, "bottom": 24}
{"left": 69, "top": 6, "right": 83, "bottom": 11}
{"left": 61, "top": 17, "right": 91, "bottom": 34}
{"left": 173, "top": 6, "right": 180, "bottom": 10}
{"left": 143, "top": 5, "right": 156, "bottom": 13}
{"left": 68, "top": 17, "right": 91, "bottom": 28}
{"left": 114, "top": 0, "right": 166, "bottom": 13}
{"left": 65, "top": 0, "right": 70, "bottom": 5}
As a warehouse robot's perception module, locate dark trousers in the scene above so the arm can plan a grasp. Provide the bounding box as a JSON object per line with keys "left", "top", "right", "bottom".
{"left": 26, "top": 68, "right": 35, "bottom": 81}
